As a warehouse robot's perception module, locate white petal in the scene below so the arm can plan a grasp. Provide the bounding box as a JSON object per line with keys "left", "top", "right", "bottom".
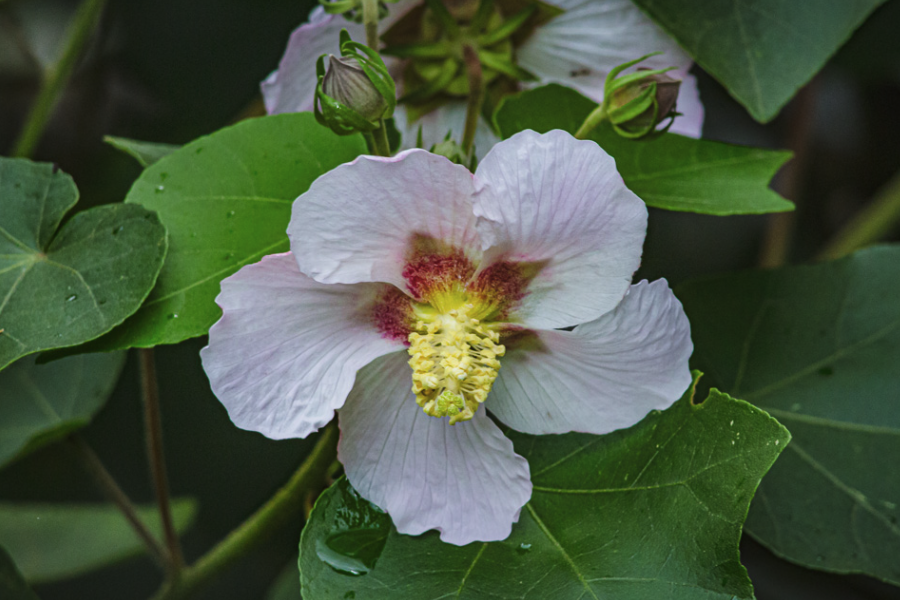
{"left": 338, "top": 351, "right": 532, "bottom": 545}
{"left": 488, "top": 279, "right": 693, "bottom": 435}
{"left": 392, "top": 101, "right": 501, "bottom": 158}
{"left": 518, "top": 0, "right": 703, "bottom": 137}
{"left": 200, "top": 253, "right": 404, "bottom": 440}
{"left": 473, "top": 129, "right": 647, "bottom": 329}
{"left": 289, "top": 150, "right": 482, "bottom": 292}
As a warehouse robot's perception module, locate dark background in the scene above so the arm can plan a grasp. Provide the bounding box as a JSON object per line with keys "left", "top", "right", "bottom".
{"left": 1, "top": 0, "right": 899, "bottom": 598}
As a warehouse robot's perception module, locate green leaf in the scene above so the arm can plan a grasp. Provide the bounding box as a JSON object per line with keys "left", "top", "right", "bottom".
{"left": 104, "top": 136, "right": 180, "bottom": 168}
{"left": 495, "top": 84, "right": 793, "bottom": 215}
{"left": 300, "top": 382, "right": 790, "bottom": 599}
{"left": 0, "top": 547, "right": 39, "bottom": 600}
{"left": 0, "top": 158, "right": 167, "bottom": 370}
{"left": 75, "top": 113, "right": 367, "bottom": 352}
{"left": 0, "top": 500, "right": 197, "bottom": 584}
{"left": 677, "top": 245, "right": 900, "bottom": 585}
{"left": 631, "top": 0, "right": 886, "bottom": 122}
{"left": 0, "top": 352, "right": 125, "bottom": 469}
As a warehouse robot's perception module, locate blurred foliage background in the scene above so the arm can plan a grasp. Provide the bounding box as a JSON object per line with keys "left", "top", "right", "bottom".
{"left": 1, "top": 0, "right": 900, "bottom": 598}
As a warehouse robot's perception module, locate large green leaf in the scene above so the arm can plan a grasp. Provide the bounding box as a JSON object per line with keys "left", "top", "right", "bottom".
{"left": 0, "top": 158, "right": 167, "bottom": 370}
{"left": 677, "top": 245, "right": 900, "bottom": 584}
{"left": 104, "top": 136, "right": 180, "bottom": 168}
{"left": 0, "top": 499, "right": 197, "bottom": 584}
{"left": 495, "top": 84, "right": 793, "bottom": 215}
{"left": 632, "top": 0, "right": 886, "bottom": 122}
{"left": 75, "top": 114, "right": 367, "bottom": 352}
{"left": 0, "top": 352, "right": 125, "bottom": 468}
{"left": 0, "top": 547, "right": 39, "bottom": 600}
{"left": 300, "top": 383, "right": 790, "bottom": 599}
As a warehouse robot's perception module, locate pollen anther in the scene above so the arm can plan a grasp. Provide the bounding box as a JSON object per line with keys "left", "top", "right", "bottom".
{"left": 408, "top": 302, "right": 505, "bottom": 424}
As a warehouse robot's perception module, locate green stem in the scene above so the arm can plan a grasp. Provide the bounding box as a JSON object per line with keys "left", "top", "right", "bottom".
{"left": 373, "top": 119, "right": 392, "bottom": 156}
{"left": 149, "top": 424, "right": 339, "bottom": 600}
{"left": 461, "top": 45, "right": 485, "bottom": 157}
{"left": 817, "top": 171, "right": 900, "bottom": 261}
{"left": 574, "top": 103, "right": 607, "bottom": 140}
{"left": 362, "top": 0, "right": 379, "bottom": 50}
{"left": 140, "top": 349, "right": 184, "bottom": 577}
{"left": 11, "top": 0, "right": 108, "bottom": 157}
{"left": 69, "top": 435, "right": 168, "bottom": 569}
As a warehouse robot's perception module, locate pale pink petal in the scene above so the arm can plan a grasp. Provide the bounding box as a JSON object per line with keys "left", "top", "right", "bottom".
{"left": 289, "top": 149, "right": 482, "bottom": 291}
{"left": 473, "top": 129, "right": 647, "bottom": 329}
{"left": 518, "top": 0, "right": 703, "bottom": 138}
{"left": 338, "top": 351, "right": 532, "bottom": 545}
{"left": 200, "top": 253, "right": 404, "bottom": 440}
{"left": 392, "top": 101, "right": 500, "bottom": 157}
{"left": 488, "top": 280, "right": 693, "bottom": 435}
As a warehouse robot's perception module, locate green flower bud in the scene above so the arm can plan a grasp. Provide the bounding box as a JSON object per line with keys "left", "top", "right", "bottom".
{"left": 315, "top": 30, "right": 397, "bottom": 136}
{"left": 602, "top": 53, "right": 682, "bottom": 139}
{"left": 323, "top": 56, "right": 389, "bottom": 122}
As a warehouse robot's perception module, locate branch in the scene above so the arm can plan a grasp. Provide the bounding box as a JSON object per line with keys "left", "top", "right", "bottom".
{"left": 140, "top": 348, "right": 184, "bottom": 576}
{"left": 69, "top": 434, "right": 168, "bottom": 568}
{"left": 11, "top": 0, "right": 108, "bottom": 158}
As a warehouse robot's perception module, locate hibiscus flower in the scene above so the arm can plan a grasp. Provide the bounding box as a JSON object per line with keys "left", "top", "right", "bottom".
{"left": 200, "top": 130, "right": 693, "bottom": 545}
{"left": 262, "top": 0, "right": 704, "bottom": 153}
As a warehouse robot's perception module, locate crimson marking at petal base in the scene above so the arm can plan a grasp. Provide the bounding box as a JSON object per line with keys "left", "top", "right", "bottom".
{"left": 371, "top": 285, "right": 414, "bottom": 344}
{"left": 468, "top": 259, "right": 546, "bottom": 319}
{"left": 401, "top": 234, "right": 476, "bottom": 301}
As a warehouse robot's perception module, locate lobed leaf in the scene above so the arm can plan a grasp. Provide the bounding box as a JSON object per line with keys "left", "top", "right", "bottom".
{"left": 300, "top": 381, "right": 789, "bottom": 599}
{"left": 678, "top": 245, "right": 900, "bottom": 585}
{"left": 631, "top": 0, "right": 887, "bottom": 122}
{"left": 0, "top": 158, "right": 167, "bottom": 370}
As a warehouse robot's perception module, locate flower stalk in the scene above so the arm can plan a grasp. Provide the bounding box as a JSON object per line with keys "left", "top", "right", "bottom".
{"left": 139, "top": 348, "right": 184, "bottom": 578}
{"left": 361, "top": 0, "right": 380, "bottom": 50}
{"left": 69, "top": 434, "right": 168, "bottom": 569}
{"left": 462, "top": 44, "right": 485, "bottom": 157}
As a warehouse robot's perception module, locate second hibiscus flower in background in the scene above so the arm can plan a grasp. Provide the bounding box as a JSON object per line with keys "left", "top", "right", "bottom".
{"left": 200, "top": 129, "right": 693, "bottom": 546}
{"left": 262, "top": 0, "right": 704, "bottom": 154}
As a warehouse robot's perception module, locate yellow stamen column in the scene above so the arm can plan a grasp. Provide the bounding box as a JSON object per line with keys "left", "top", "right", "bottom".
{"left": 408, "top": 303, "right": 505, "bottom": 424}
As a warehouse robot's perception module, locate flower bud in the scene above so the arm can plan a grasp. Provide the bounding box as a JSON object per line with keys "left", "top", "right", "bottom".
{"left": 323, "top": 55, "right": 389, "bottom": 122}
{"left": 600, "top": 53, "right": 682, "bottom": 139}
{"left": 429, "top": 135, "right": 475, "bottom": 169}
{"left": 314, "top": 29, "right": 397, "bottom": 136}
{"left": 609, "top": 68, "right": 681, "bottom": 133}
